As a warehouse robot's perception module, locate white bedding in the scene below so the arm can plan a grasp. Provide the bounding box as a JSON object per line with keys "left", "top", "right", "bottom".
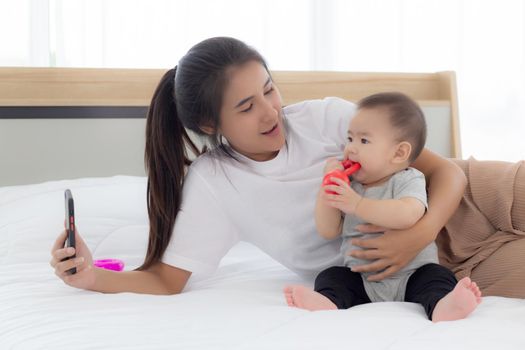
{"left": 1, "top": 176, "right": 524, "bottom": 349}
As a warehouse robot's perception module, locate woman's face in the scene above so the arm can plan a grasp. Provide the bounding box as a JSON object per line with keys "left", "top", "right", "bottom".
{"left": 218, "top": 60, "right": 285, "bottom": 161}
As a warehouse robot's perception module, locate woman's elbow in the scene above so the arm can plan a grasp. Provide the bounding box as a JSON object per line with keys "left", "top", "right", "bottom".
{"left": 154, "top": 263, "right": 191, "bottom": 295}
{"left": 165, "top": 286, "right": 183, "bottom": 295}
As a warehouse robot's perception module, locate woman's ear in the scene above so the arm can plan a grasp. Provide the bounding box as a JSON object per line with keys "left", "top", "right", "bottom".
{"left": 392, "top": 141, "right": 412, "bottom": 164}
{"left": 199, "top": 125, "right": 215, "bottom": 135}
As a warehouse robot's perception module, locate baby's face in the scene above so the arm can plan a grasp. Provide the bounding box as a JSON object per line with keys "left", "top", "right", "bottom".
{"left": 344, "top": 107, "right": 401, "bottom": 185}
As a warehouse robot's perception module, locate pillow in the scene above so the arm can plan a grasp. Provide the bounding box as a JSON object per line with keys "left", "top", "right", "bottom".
{"left": 436, "top": 158, "right": 525, "bottom": 298}
{"left": 0, "top": 176, "right": 149, "bottom": 269}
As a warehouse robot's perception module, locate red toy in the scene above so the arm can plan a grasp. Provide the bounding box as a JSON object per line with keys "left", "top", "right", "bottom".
{"left": 322, "top": 160, "right": 361, "bottom": 194}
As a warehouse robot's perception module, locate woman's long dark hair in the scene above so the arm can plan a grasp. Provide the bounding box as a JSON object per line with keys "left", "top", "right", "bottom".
{"left": 137, "top": 37, "right": 268, "bottom": 270}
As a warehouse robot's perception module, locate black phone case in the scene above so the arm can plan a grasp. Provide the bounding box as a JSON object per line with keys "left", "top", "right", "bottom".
{"left": 64, "top": 189, "right": 77, "bottom": 274}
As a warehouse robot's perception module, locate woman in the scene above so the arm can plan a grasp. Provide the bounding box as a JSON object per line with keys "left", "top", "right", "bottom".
{"left": 50, "top": 37, "right": 470, "bottom": 295}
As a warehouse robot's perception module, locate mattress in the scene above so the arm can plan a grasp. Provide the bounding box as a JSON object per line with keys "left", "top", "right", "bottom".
{"left": 1, "top": 176, "right": 524, "bottom": 349}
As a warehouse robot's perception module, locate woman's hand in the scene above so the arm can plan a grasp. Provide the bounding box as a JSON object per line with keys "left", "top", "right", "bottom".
{"left": 50, "top": 228, "right": 96, "bottom": 290}
{"left": 348, "top": 222, "right": 434, "bottom": 281}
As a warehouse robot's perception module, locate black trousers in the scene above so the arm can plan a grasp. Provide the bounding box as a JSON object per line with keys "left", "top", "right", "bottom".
{"left": 314, "top": 263, "right": 457, "bottom": 320}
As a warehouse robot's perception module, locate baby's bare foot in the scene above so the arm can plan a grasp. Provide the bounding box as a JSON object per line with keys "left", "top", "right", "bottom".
{"left": 432, "top": 277, "right": 482, "bottom": 322}
{"left": 283, "top": 285, "right": 337, "bottom": 311}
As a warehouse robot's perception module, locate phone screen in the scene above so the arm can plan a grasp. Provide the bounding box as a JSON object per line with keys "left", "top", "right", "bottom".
{"left": 64, "top": 189, "right": 77, "bottom": 274}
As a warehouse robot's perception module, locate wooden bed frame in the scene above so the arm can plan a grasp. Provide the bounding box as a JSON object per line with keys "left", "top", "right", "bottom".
{"left": 0, "top": 67, "right": 461, "bottom": 186}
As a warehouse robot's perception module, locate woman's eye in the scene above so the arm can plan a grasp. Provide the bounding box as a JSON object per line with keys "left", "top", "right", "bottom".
{"left": 240, "top": 104, "right": 253, "bottom": 113}
{"left": 347, "top": 137, "right": 353, "bottom": 142}
{"left": 361, "top": 138, "right": 369, "bottom": 144}
{"left": 264, "top": 87, "right": 274, "bottom": 95}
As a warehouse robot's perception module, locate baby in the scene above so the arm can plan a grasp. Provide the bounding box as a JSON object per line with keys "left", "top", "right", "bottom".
{"left": 284, "top": 92, "right": 481, "bottom": 322}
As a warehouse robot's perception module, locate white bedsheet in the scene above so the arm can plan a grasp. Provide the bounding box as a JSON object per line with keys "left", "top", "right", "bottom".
{"left": 1, "top": 176, "right": 524, "bottom": 350}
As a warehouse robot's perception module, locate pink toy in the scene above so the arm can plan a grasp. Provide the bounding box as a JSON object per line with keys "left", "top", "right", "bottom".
{"left": 93, "top": 259, "right": 125, "bottom": 271}
{"left": 322, "top": 160, "right": 362, "bottom": 194}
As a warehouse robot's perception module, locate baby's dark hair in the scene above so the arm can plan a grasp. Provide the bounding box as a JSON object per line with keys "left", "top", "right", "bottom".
{"left": 357, "top": 92, "right": 427, "bottom": 162}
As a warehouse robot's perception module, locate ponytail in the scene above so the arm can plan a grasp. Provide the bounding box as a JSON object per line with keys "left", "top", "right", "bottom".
{"left": 137, "top": 67, "right": 200, "bottom": 270}
{"left": 137, "top": 37, "right": 268, "bottom": 270}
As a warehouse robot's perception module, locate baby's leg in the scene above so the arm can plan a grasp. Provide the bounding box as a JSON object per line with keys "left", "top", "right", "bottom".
{"left": 405, "top": 263, "right": 481, "bottom": 321}
{"left": 432, "top": 277, "right": 482, "bottom": 322}
{"left": 283, "top": 266, "right": 370, "bottom": 311}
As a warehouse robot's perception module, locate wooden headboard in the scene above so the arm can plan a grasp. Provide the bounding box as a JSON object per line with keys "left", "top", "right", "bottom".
{"left": 0, "top": 67, "right": 460, "bottom": 186}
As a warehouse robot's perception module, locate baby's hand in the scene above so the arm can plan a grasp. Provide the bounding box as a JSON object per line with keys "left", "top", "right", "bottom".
{"left": 323, "top": 157, "right": 344, "bottom": 175}
{"left": 322, "top": 176, "right": 362, "bottom": 215}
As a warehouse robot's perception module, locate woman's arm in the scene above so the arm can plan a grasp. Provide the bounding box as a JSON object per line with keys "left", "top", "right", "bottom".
{"left": 51, "top": 229, "right": 191, "bottom": 295}
{"left": 349, "top": 148, "right": 467, "bottom": 281}
{"left": 91, "top": 262, "right": 191, "bottom": 295}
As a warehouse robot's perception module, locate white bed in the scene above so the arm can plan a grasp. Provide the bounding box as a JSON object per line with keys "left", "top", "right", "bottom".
{"left": 1, "top": 68, "right": 524, "bottom": 349}
{"left": 1, "top": 176, "right": 524, "bottom": 349}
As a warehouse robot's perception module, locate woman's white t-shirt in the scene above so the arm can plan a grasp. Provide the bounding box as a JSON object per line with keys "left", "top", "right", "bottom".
{"left": 162, "top": 97, "right": 356, "bottom": 278}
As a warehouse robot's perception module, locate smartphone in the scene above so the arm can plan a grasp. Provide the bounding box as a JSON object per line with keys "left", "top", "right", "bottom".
{"left": 64, "top": 189, "right": 77, "bottom": 274}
